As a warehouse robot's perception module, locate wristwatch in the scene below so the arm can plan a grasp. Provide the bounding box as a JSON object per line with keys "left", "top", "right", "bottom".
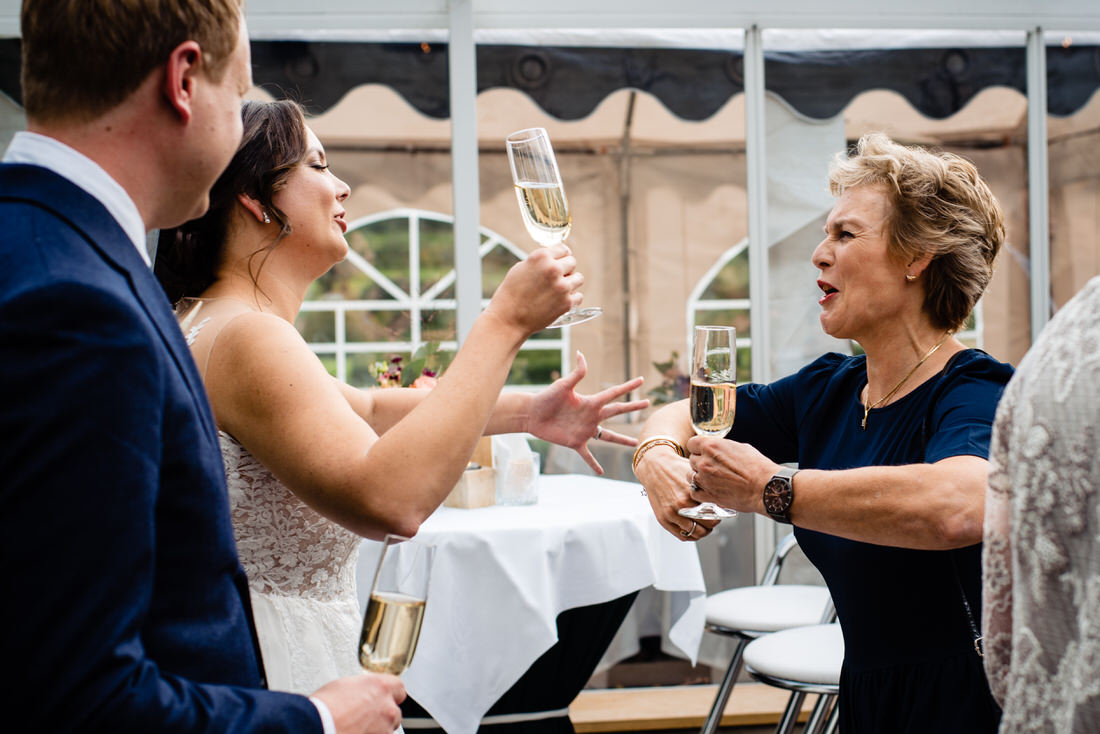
{"left": 762, "top": 466, "right": 799, "bottom": 525}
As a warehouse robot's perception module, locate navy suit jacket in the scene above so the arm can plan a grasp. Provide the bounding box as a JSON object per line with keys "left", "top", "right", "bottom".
{"left": 0, "top": 164, "right": 323, "bottom": 733}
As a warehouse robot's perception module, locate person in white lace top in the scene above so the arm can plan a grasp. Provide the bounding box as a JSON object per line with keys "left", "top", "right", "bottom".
{"left": 153, "top": 99, "right": 648, "bottom": 695}
{"left": 983, "top": 275, "right": 1100, "bottom": 732}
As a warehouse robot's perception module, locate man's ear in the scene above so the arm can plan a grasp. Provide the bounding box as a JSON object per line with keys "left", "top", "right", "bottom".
{"left": 237, "top": 193, "right": 267, "bottom": 223}
{"left": 163, "top": 40, "right": 203, "bottom": 123}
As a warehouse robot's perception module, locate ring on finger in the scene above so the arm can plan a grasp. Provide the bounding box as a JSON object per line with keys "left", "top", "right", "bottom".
{"left": 689, "top": 471, "right": 701, "bottom": 493}
{"left": 595, "top": 426, "right": 603, "bottom": 440}
{"left": 679, "top": 520, "right": 698, "bottom": 538}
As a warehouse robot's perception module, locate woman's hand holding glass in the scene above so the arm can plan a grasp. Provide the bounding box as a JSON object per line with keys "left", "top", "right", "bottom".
{"left": 678, "top": 325, "right": 739, "bottom": 522}
{"left": 483, "top": 244, "right": 583, "bottom": 337}
{"left": 506, "top": 127, "right": 600, "bottom": 328}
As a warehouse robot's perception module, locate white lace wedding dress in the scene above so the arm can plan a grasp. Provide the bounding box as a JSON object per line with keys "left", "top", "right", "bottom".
{"left": 221, "top": 431, "right": 364, "bottom": 693}
{"left": 983, "top": 275, "right": 1100, "bottom": 731}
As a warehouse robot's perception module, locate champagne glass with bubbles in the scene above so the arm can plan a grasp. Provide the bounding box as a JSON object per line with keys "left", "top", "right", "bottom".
{"left": 679, "top": 326, "right": 738, "bottom": 522}
{"left": 359, "top": 534, "right": 434, "bottom": 677}
{"left": 506, "top": 127, "right": 601, "bottom": 328}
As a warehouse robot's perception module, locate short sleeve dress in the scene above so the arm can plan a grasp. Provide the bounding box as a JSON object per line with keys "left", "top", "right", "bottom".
{"left": 729, "top": 349, "right": 1012, "bottom": 733}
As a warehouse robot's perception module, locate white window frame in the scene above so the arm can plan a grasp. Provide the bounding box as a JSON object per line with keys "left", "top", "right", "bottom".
{"left": 299, "top": 208, "right": 569, "bottom": 387}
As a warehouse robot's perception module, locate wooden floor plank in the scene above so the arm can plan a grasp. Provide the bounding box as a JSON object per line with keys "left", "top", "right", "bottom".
{"left": 570, "top": 683, "right": 814, "bottom": 732}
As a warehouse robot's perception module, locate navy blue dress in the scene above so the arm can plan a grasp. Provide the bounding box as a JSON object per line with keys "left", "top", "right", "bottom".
{"left": 729, "top": 350, "right": 1012, "bottom": 733}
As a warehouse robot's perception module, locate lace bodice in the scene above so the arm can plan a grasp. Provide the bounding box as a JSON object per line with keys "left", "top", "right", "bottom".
{"left": 183, "top": 303, "right": 365, "bottom": 692}
{"left": 220, "top": 432, "right": 361, "bottom": 602}
{"left": 983, "top": 275, "right": 1100, "bottom": 731}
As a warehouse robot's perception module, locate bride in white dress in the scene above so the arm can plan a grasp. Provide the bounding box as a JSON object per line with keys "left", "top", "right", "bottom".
{"left": 157, "top": 99, "right": 647, "bottom": 694}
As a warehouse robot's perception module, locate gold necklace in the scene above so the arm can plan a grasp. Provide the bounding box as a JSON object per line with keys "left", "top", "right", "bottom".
{"left": 861, "top": 332, "right": 952, "bottom": 430}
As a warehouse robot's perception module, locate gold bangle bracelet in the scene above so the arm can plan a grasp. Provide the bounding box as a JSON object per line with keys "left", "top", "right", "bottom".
{"left": 632, "top": 435, "right": 687, "bottom": 474}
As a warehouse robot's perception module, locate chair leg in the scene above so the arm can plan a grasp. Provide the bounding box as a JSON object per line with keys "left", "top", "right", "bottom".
{"left": 802, "top": 694, "right": 834, "bottom": 734}
{"left": 699, "top": 636, "right": 750, "bottom": 734}
{"left": 773, "top": 691, "right": 805, "bottom": 734}
{"left": 821, "top": 695, "right": 840, "bottom": 734}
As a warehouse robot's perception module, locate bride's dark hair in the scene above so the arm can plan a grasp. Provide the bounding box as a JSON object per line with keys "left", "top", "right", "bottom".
{"left": 154, "top": 99, "right": 309, "bottom": 305}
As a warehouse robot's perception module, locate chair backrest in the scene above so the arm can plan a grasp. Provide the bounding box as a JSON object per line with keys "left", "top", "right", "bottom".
{"left": 759, "top": 532, "right": 800, "bottom": 586}
{"left": 760, "top": 532, "right": 836, "bottom": 623}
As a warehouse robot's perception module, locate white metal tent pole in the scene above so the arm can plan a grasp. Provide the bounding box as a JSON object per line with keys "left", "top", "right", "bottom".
{"left": 449, "top": 0, "right": 482, "bottom": 345}
{"left": 1027, "top": 28, "right": 1051, "bottom": 341}
{"left": 744, "top": 25, "right": 775, "bottom": 581}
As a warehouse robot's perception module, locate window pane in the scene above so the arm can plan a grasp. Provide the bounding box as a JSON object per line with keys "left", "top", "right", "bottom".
{"left": 693, "top": 309, "right": 750, "bottom": 338}
{"left": 297, "top": 309, "right": 337, "bottom": 342}
{"left": 421, "top": 309, "right": 456, "bottom": 342}
{"left": 700, "top": 251, "right": 750, "bottom": 300}
{"left": 351, "top": 218, "right": 410, "bottom": 293}
{"left": 315, "top": 352, "right": 338, "bottom": 379}
{"left": 346, "top": 309, "right": 412, "bottom": 342}
{"left": 309, "top": 258, "right": 391, "bottom": 301}
{"left": 482, "top": 245, "right": 522, "bottom": 298}
{"left": 419, "top": 218, "right": 454, "bottom": 293}
{"left": 508, "top": 349, "right": 561, "bottom": 385}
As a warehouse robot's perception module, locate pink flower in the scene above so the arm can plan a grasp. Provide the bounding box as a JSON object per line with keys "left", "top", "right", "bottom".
{"left": 411, "top": 374, "right": 438, "bottom": 390}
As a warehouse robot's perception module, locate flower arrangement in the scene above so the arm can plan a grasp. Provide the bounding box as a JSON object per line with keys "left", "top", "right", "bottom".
{"left": 370, "top": 341, "right": 443, "bottom": 389}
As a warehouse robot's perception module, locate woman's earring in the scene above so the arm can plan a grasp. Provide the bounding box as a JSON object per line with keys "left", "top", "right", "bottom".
{"left": 905, "top": 273, "right": 917, "bottom": 282}
{"left": 263, "top": 211, "right": 271, "bottom": 224}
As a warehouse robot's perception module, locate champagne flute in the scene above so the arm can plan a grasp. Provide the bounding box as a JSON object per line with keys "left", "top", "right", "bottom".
{"left": 506, "top": 127, "right": 601, "bottom": 328}
{"left": 679, "top": 325, "right": 739, "bottom": 522}
{"left": 359, "top": 534, "right": 434, "bottom": 677}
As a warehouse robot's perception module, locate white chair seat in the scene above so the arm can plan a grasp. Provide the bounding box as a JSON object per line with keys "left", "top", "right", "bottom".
{"left": 743, "top": 623, "right": 844, "bottom": 686}
{"left": 705, "top": 584, "right": 832, "bottom": 635}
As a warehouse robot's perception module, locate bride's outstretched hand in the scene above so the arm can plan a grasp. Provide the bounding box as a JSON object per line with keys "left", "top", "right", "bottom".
{"left": 526, "top": 352, "right": 649, "bottom": 474}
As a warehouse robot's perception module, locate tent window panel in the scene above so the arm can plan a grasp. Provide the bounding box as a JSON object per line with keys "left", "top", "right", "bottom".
{"left": 419, "top": 218, "right": 455, "bottom": 294}
{"left": 308, "top": 257, "right": 390, "bottom": 301}
{"left": 481, "top": 245, "right": 522, "bottom": 299}
{"left": 420, "top": 309, "right": 456, "bottom": 343}
{"left": 298, "top": 209, "right": 566, "bottom": 388}
{"left": 692, "top": 308, "right": 750, "bottom": 338}
{"left": 508, "top": 349, "right": 564, "bottom": 386}
{"left": 296, "top": 310, "right": 337, "bottom": 343}
{"left": 356, "top": 217, "right": 413, "bottom": 294}
{"left": 346, "top": 309, "right": 412, "bottom": 343}
{"left": 700, "top": 255, "right": 750, "bottom": 300}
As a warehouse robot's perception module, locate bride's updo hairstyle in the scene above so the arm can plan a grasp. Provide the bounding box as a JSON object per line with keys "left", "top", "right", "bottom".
{"left": 155, "top": 99, "right": 309, "bottom": 304}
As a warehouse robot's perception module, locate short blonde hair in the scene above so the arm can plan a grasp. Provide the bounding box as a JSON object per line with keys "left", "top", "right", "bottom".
{"left": 828, "top": 132, "right": 1005, "bottom": 332}
{"left": 21, "top": 0, "right": 243, "bottom": 124}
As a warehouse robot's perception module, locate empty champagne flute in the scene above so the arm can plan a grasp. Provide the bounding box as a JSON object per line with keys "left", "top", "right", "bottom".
{"left": 359, "top": 534, "right": 434, "bottom": 677}
{"left": 679, "top": 325, "right": 739, "bottom": 522}
{"left": 506, "top": 127, "right": 601, "bottom": 328}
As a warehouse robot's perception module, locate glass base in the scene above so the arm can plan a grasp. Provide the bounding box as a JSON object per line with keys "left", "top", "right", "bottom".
{"left": 545, "top": 306, "right": 602, "bottom": 329}
{"left": 678, "top": 503, "right": 738, "bottom": 521}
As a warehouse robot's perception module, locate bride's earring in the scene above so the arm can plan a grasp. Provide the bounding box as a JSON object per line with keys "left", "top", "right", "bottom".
{"left": 905, "top": 272, "right": 917, "bottom": 282}
{"left": 262, "top": 211, "right": 271, "bottom": 224}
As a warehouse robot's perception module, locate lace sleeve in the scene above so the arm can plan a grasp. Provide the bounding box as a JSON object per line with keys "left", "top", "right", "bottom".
{"left": 982, "top": 386, "right": 1016, "bottom": 705}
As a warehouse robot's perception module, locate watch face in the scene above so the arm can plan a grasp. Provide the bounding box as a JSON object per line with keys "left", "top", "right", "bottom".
{"left": 763, "top": 477, "right": 792, "bottom": 515}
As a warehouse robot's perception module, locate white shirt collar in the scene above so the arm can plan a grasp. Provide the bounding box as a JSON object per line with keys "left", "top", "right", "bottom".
{"left": 3, "top": 131, "right": 151, "bottom": 266}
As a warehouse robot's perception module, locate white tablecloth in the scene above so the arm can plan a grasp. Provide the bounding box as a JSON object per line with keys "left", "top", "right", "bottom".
{"left": 357, "top": 474, "right": 706, "bottom": 734}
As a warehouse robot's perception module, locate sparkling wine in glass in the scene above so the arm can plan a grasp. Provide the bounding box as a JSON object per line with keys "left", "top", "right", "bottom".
{"left": 679, "top": 325, "right": 739, "bottom": 522}
{"left": 359, "top": 534, "right": 434, "bottom": 676}
{"left": 506, "top": 127, "right": 601, "bottom": 328}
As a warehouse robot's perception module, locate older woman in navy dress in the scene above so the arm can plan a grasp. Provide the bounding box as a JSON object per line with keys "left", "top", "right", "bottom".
{"left": 634, "top": 132, "right": 1010, "bottom": 732}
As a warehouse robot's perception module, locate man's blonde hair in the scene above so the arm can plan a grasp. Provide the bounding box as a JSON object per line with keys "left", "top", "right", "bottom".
{"left": 21, "top": 0, "right": 243, "bottom": 124}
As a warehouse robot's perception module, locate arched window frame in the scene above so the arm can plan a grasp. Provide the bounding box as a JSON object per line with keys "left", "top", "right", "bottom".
{"left": 687, "top": 238, "right": 752, "bottom": 381}
{"left": 298, "top": 208, "right": 570, "bottom": 388}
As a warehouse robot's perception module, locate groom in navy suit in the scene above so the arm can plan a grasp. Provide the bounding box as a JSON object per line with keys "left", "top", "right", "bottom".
{"left": 0, "top": 2, "right": 404, "bottom": 732}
